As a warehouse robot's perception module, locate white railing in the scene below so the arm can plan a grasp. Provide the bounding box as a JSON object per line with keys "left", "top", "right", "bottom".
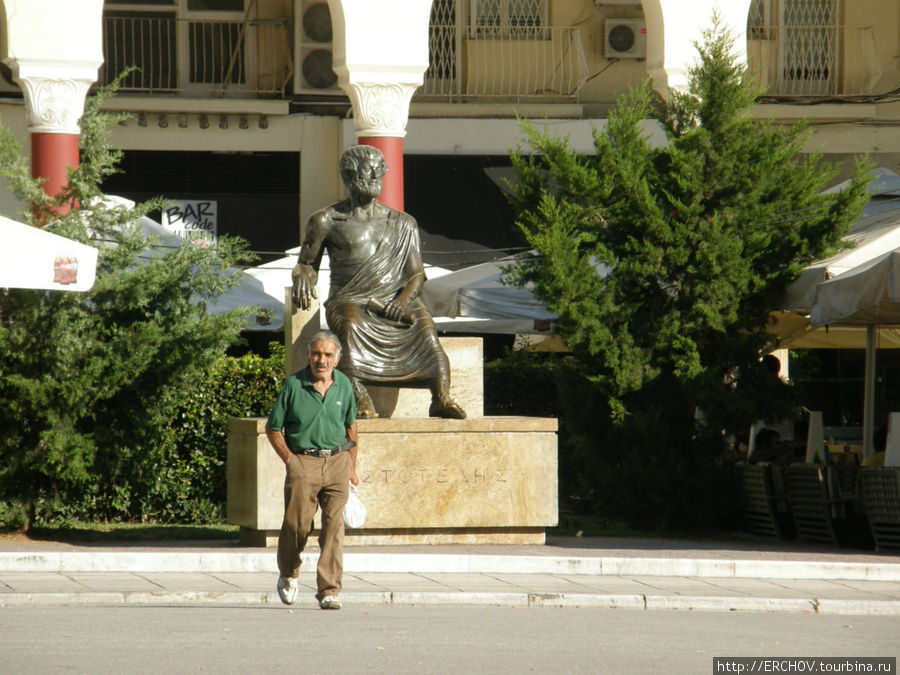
{"left": 421, "top": 25, "right": 587, "bottom": 100}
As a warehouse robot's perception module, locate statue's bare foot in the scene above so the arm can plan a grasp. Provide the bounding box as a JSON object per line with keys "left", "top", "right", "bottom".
{"left": 356, "top": 396, "right": 379, "bottom": 419}
{"left": 352, "top": 379, "right": 379, "bottom": 419}
{"left": 429, "top": 397, "right": 466, "bottom": 419}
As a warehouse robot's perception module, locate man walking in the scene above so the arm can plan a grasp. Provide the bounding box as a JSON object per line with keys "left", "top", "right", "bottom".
{"left": 265, "top": 330, "right": 358, "bottom": 609}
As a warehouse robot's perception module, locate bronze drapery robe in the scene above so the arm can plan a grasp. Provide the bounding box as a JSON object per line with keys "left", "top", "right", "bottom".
{"left": 324, "top": 210, "right": 449, "bottom": 384}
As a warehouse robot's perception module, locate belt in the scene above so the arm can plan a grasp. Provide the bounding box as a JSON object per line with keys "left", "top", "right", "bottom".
{"left": 294, "top": 441, "right": 355, "bottom": 458}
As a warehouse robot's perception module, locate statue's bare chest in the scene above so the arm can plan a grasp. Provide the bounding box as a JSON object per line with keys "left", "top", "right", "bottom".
{"left": 327, "top": 216, "right": 388, "bottom": 262}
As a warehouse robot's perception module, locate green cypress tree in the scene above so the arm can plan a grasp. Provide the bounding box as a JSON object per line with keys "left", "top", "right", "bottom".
{"left": 506, "top": 18, "right": 872, "bottom": 530}
{"left": 0, "top": 78, "right": 255, "bottom": 527}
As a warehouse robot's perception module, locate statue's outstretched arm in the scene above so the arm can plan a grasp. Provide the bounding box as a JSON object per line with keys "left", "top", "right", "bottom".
{"left": 292, "top": 211, "right": 329, "bottom": 310}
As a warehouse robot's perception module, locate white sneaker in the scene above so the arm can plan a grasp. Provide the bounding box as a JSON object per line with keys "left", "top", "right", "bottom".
{"left": 319, "top": 595, "right": 342, "bottom": 610}
{"left": 277, "top": 576, "right": 299, "bottom": 605}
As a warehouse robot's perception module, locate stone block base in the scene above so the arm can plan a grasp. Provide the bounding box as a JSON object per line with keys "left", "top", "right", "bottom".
{"left": 228, "top": 416, "right": 558, "bottom": 547}
{"left": 239, "top": 526, "right": 547, "bottom": 548}
{"left": 366, "top": 337, "right": 484, "bottom": 418}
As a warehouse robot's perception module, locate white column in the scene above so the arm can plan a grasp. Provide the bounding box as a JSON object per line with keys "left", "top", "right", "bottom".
{"left": 3, "top": 0, "right": 104, "bottom": 207}
{"left": 327, "top": 0, "right": 432, "bottom": 210}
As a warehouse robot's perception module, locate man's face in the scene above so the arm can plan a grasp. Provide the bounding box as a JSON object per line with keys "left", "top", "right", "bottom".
{"left": 349, "top": 156, "right": 385, "bottom": 201}
{"left": 308, "top": 339, "right": 340, "bottom": 382}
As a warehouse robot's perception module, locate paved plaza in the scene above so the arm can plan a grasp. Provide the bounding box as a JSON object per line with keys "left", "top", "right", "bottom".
{"left": 2, "top": 535, "right": 899, "bottom": 614}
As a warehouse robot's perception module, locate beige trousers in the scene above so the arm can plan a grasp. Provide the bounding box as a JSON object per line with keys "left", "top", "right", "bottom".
{"left": 277, "top": 451, "right": 351, "bottom": 601}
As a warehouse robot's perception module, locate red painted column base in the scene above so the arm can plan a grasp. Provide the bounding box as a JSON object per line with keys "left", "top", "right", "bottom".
{"left": 358, "top": 136, "right": 404, "bottom": 212}
{"left": 31, "top": 132, "right": 80, "bottom": 215}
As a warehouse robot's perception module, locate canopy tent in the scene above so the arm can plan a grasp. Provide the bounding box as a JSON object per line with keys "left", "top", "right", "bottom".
{"left": 772, "top": 168, "right": 900, "bottom": 349}
{"left": 0, "top": 215, "right": 98, "bottom": 292}
{"left": 421, "top": 254, "right": 558, "bottom": 323}
{"left": 421, "top": 252, "right": 566, "bottom": 339}
{"left": 810, "top": 249, "right": 900, "bottom": 328}
{"left": 213, "top": 251, "right": 293, "bottom": 332}
{"left": 806, "top": 249, "right": 900, "bottom": 460}
{"left": 99, "top": 195, "right": 287, "bottom": 332}
{"left": 767, "top": 170, "right": 900, "bottom": 458}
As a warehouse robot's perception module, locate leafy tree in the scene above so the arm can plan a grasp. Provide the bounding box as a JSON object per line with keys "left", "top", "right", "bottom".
{"left": 0, "top": 78, "right": 255, "bottom": 527}
{"left": 505, "top": 19, "right": 872, "bottom": 530}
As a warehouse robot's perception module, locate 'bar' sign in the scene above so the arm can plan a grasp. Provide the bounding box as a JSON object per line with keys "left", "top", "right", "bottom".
{"left": 162, "top": 200, "right": 217, "bottom": 247}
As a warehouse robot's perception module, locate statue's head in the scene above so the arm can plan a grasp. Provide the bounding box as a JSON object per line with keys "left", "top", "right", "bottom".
{"left": 340, "top": 145, "right": 387, "bottom": 201}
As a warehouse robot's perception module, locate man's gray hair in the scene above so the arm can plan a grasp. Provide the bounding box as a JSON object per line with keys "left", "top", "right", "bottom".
{"left": 339, "top": 144, "right": 386, "bottom": 182}
{"left": 307, "top": 329, "right": 342, "bottom": 355}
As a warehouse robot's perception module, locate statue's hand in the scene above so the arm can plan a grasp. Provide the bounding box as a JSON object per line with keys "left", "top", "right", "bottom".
{"left": 382, "top": 299, "right": 408, "bottom": 323}
{"left": 291, "top": 263, "right": 318, "bottom": 310}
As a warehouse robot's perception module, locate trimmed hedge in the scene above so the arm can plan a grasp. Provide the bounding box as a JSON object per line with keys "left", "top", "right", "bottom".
{"left": 1, "top": 343, "right": 284, "bottom": 529}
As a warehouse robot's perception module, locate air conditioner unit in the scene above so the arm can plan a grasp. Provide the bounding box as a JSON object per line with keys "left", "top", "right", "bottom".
{"left": 605, "top": 19, "right": 646, "bottom": 59}
{"left": 298, "top": 1, "right": 339, "bottom": 92}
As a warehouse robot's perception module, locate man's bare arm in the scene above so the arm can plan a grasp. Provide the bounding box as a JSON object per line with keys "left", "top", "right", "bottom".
{"left": 265, "top": 425, "right": 294, "bottom": 466}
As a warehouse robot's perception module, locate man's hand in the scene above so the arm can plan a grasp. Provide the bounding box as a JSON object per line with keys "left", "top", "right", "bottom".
{"left": 291, "top": 263, "right": 318, "bottom": 310}
{"left": 265, "top": 426, "right": 295, "bottom": 466}
{"left": 349, "top": 467, "right": 359, "bottom": 486}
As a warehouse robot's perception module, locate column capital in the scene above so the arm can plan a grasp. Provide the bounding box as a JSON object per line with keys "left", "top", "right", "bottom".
{"left": 343, "top": 81, "right": 419, "bottom": 138}
{"left": 10, "top": 60, "right": 100, "bottom": 134}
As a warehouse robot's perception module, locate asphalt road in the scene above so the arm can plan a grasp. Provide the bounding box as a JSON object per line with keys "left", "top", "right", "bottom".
{"left": 2, "top": 605, "right": 896, "bottom": 674}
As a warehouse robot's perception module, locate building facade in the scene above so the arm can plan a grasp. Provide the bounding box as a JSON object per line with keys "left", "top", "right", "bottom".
{"left": 1, "top": 0, "right": 898, "bottom": 267}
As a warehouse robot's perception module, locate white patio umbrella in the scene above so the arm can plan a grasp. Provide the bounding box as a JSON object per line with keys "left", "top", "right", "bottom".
{"left": 807, "top": 249, "right": 900, "bottom": 458}
{"left": 772, "top": 168, "right": 900, "bottom": 348}
{"left": 421, "top": 255, "right": 559, "bottom": 322}
{"left": 768, "top": 170, "right": 900, "bottom": 457}
{"left": 0, "top": 215, "right": 98, "bottom": 292}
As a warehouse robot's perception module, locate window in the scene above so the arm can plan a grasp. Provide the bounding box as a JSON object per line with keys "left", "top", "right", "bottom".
{"left": 470, "top": 0, "right": 547, "bottom": 37}
{"left": 187, "top": 0, "right": 243, "bottom": 10}
{"left": 101, "top": 0, "right": 249, "bottom": 90}
{"left": 102, "top": 10, "right": 178, "bottom": 91}
{"left": 780, "top": 0, "right": 839, "bottom": 95}
{"left": 748, "top": 0, "right": 840, "bottom": 96}
{"left": 747, "top": 0, "right": 772, "bottom": 40}
{"left": 188, "top": 20, "right": 245, "bottom": 84}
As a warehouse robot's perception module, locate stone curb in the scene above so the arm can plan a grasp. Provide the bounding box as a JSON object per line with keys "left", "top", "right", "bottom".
{"left": 1, "top": 591, "right": 898, "bottom": 615}
{"left": 3, "top": 551, "right": 900, "bottom": 581}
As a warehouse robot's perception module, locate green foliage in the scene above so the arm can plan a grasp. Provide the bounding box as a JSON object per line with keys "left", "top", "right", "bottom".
{"left": 161, "top": 343, "right": 285, "bottom": 519}
{"left": 504, "top": 19, "right": 872, "bottom": 531}
{"left": 0, "top": 76, "right": 264, "bottom": 527}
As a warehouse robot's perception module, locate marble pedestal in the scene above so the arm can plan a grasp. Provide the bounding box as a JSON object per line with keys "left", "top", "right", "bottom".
{"left": 227, "top": 415, "right": 558, "bottom": 547}
{"left": 228, "top": 312, "right": 559, "bottom": 546}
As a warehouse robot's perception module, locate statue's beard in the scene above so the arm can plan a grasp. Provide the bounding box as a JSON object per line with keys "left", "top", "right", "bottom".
{"left": 351, "top": 179, "right": 382, "bottom": 201}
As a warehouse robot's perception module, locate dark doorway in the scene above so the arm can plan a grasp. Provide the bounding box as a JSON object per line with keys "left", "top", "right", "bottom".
{"left": 101, "top": 150, "right": 299, "bottom": 263}
{"left": 404, "top": 155, "right": 527, "bottom": 269}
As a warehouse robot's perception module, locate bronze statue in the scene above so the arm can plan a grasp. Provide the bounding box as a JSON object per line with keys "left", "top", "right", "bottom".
{"left": 292, "top": 145, "right": 465, "bottom": 420}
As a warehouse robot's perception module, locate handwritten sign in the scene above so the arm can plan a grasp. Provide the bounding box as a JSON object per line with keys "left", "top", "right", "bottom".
{"left": 162, "top": 200, "right": 217, "bottom": 247}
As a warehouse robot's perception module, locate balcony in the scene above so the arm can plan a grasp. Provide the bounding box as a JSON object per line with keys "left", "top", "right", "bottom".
{"left": 100, "top": 12, "right": 586, "bottom": 104}
{"left": 421, "top": 25, "right": 588, "bottom": 101}
{"left": 99, "top": 12, "right": 292, "bottom": 98}
{"left": 748, "top": 23, "right": 888, "bottom": 98}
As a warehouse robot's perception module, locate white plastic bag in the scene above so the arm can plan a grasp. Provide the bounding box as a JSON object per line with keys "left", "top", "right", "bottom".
{"left": 343, "top": 482, "right": 366, "bottom": 528}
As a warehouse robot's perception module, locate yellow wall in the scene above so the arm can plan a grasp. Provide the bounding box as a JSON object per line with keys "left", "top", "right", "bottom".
{"left": 841, "top": 0, "right": 900, "bottom": 94}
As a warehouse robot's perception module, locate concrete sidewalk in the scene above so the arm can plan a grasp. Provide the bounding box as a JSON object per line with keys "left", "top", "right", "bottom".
{"left": 2, "top": 535, "right": 900, "bottom": 614}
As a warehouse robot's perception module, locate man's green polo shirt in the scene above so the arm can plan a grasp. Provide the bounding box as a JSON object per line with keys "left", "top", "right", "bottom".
{"left": 267, "top": 368, "right": 356, "bottom": 452}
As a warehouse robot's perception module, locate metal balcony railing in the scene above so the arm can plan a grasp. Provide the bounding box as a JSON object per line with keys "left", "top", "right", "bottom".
{"left": 421, "top": 25, "right": 588, "bottom": 100}
{"left": 747, "top": 23, "right": 843, "bottom": 97}
{"left": 99, "top": 13, "right": 292, "bottom": 97}
{"left": 98, "top": 12, "right": 586, "bottom": 102}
